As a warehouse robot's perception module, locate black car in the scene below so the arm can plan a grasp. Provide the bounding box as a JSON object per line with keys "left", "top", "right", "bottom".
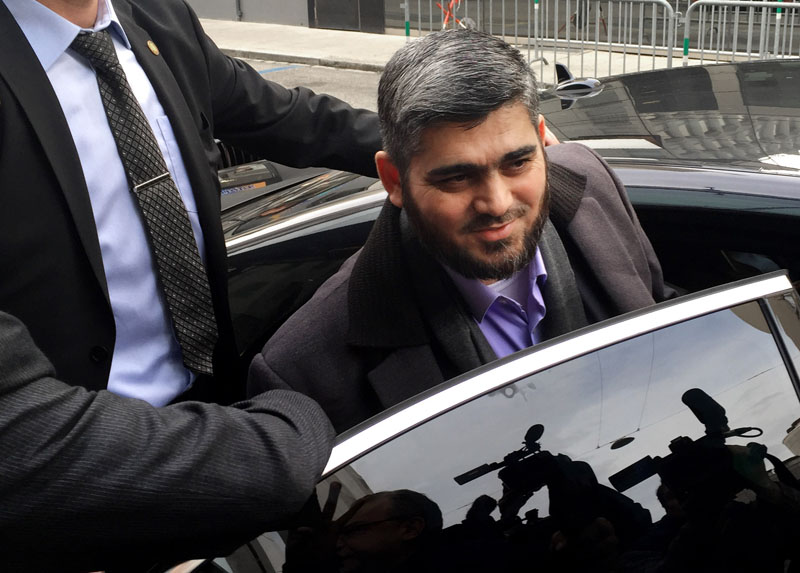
{"left": 187, "top": 272, "right": 800, "bottom": 572}
{"left": 221, "top": 59, "right": 800, "bottom": 365}
{"left": 177, "top": 59, "right": 800, "bottom": 572}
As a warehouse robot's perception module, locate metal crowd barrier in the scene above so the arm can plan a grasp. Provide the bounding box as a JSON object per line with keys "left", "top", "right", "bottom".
{"left": 392, "top": 0, "right": 800, "bottom": 81}
{"left": 682, "top": 0, "right": 800, "bottom": 65}
{"left": 396, "top": 0, "right": 676, "bottom": 82}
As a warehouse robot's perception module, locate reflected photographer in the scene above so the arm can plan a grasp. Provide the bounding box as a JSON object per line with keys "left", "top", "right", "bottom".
{"left": 336, "top": 490, "right": 443, "bottom": 573}
{"left": 452, "top": 388, "right": 800, "bottom": 572}
{"left": 612, "top": 389, "right": 800, "bottom": 572}
{"left": 282, "top": 388, "right": 800, "bottom": 573}
{"left": 456, "top": 424, "right": 651, "bottom": 572}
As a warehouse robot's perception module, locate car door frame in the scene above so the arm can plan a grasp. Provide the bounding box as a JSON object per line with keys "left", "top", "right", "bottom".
{"left": 326, "top": 271, "right": 799, "bottom": 475}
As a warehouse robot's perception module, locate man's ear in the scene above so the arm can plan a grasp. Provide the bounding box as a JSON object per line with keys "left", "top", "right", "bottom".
{"left": 539, "top": 115, "right": 560, "bottom": 146}
{"left": 375, "top": 151, "right": 404, "bottom": 208}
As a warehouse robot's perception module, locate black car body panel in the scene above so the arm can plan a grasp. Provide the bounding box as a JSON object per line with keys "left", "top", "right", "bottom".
{"left": 540, "top": 59, "right": 800, "bottom": 174}
{"left": 175, "top": 58, "right": 800, "bottom": 573}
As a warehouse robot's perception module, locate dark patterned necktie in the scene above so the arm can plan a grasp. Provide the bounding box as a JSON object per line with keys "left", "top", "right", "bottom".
{"left": 71, "top": 29, "right": 217, "bottom": 375}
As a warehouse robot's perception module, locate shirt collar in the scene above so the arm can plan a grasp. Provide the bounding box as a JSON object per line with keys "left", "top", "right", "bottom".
{"left": 445, "top": 248, "right": 548, "bottom": 322}
{"left": 5, "top": 0, "right": 130, "bottom": 71}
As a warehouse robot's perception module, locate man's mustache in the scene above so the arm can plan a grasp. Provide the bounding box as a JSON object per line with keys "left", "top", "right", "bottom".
{"left": 462, "top": 204, "right": 530, "bottom": 233}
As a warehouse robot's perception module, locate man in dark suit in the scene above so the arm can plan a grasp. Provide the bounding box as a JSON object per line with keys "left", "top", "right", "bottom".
{"left": 0, "top": 0, "right": 363, "bottom": 568}
{"left": 0, "top": 309, "right": 334, "bottom": 571}
{"left": 0, "top": 0, "right": 380, "bottom": 404}
{"left": 248, "top": 29, "right": 673, "bottom": 432}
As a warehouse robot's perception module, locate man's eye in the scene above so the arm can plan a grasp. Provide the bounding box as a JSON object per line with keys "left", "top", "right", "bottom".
{"left": 435, "top": 173, "right": 470, "bottom": 187}
{"left": 506, "top": 158, "right": 531, "bottom": 171}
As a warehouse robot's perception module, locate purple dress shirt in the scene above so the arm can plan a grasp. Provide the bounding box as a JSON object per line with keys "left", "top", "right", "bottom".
{"left": 446, "top": 249, "right": 548, "bottom": 358}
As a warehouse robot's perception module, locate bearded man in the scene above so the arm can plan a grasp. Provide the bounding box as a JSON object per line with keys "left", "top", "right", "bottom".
{"left": 248, "top": 29, "right": 672, "bottom": 433}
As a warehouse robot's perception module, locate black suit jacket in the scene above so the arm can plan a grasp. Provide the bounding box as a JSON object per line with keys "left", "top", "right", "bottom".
{"left": 248, "top": 143, "right": 673, "bottom": 432}
{"left": 0, "top": 0, "right": 380, "bottom": 396}
{"left": 0, "top": 309, "right": 335, "bottom": 572}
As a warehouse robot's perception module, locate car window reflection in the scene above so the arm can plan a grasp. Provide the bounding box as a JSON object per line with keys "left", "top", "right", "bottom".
{"left": 206, "top": 295, "right": 800, "bottom": 573}
{"left": 346, "top": 300, "right": 797, "bottom": 520}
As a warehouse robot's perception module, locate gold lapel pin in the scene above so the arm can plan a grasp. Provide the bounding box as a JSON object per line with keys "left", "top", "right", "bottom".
{"left": 147, "top": 40, "right": 160, "bottom": 56}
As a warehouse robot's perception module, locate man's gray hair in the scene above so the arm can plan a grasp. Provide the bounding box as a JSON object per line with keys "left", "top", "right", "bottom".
{"left": 378, "top": 28, "right": 541, "bottom": 176}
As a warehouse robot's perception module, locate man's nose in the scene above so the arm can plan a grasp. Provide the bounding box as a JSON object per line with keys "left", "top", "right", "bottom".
{"left": 471, "top": 173, "right": 514, "bottom": 217}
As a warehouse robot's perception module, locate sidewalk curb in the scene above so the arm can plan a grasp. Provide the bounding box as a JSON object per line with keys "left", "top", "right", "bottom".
{"left": 220, "top": 48, "right": 386, "bottom": 72}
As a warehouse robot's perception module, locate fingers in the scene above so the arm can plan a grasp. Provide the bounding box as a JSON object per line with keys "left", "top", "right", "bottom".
{"left": 321, "top": 481, "right": 342, "bottom": 522}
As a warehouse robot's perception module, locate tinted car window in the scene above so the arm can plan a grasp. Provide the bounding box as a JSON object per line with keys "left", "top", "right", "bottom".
{"left": 336, "top": 298, "right": 798, "bottom": 521}
{"left": 622, "top": 67, "right": 718, "bottom": 113}
{"left": 629, "top": 186, "right": 800, "bottom": 291}
{"left": 739, "top": 61, "right": 800, "bottom": 110}
{"left": 225, "top": 182, "right": 384, "bottom": 359}
{"left": 203, "top": 292, "right": 800, "bottom": 572}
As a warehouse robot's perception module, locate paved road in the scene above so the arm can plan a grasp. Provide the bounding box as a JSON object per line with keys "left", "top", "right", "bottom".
{"left": 241, "top": 58, "right": 380, "bottom": 111}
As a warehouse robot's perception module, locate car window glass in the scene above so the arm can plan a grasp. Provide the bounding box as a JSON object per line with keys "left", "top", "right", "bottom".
{"left": 341, "top": 299, "right": 798, "bottom": 521}
{"left": 739, "top": 61, "right": 800, "bottom": 110}
{"left": 627, "top": 187, "right": 800, "bottom": 215}
{"left": 207, "top": 296, "right": 800, "bottom": 573}
{"left": 630, "top": 186, "right": 800, "bottom": 292}
{"left": 766, "top": 291, "right": 800, "bottom": 374}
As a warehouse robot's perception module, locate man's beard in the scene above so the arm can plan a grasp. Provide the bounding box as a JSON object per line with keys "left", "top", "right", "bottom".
{"left": 403, "top": 176, "right": 550, "bottom": 282}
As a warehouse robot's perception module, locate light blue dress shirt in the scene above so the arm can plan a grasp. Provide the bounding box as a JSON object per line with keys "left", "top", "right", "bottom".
{"left": 446, "top": 248, "right": 548, "bottom": 358}
{"left": 5, "top": 0, "right": 205, "bottom": 405}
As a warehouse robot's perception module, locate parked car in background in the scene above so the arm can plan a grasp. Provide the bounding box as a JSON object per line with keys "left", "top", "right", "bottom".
{"left": 166, "top": 59, "right": 800, "bottom": 573}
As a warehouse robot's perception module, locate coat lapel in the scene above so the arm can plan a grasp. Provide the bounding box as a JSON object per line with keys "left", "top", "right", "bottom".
{"left": 538, "top": 220, "right": 588, "bottom": 340}
{"left": 0, "top": 3, "right": 109, "bottom": 300}
{"left": 367, "top": 346, "right": 445, "bottom": 408}
{"left": 346, "top": 200, "right": 430, "bottom": 349}
{"left": 399, "top": 211, "right": 495, "bottom": 372}
{"left": 347, "top": 202, "right": 492, "bottom": 408}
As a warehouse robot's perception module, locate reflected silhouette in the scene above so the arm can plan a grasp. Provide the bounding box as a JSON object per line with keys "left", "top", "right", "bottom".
{"left": 336, "top": 490, "right": 442, "bottom": 573}
{"left": 283, "top": 488, "right": 443, "bottom": 573}
{"left": 447, "top": 388, "right": 800, "bottom": 572}
{"left": 632, "top": 483, "right": 686, "bottom": 554}
{"left": 616, "top": 389, "right": 800, "bottom": 572}
{"left": 456, "top": 422, "right": 651, "bottom": 572}
{"left": 282, "top": 389, "right": 800, "bottom": 573}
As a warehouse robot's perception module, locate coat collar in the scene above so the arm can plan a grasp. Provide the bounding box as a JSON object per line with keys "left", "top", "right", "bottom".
{"left": 548, "top": 158, "right": 587, "bottom": 228}
{"left": 350, "top": 202, "right": 494, "bottom": 397}
{"left": 346, "top": 199, "right": 430, "bottom": 349}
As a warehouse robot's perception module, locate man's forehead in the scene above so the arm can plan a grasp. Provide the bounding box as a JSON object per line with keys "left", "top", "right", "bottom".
{"left": 352, "top": 496, "right": 393, "bottom": 520}
{"left": 411, "top": 108, "right": 541, "bottom": 172}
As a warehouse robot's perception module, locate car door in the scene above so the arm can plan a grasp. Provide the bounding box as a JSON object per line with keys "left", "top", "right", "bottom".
{"left": 185, "top": 271, "right": 800, "bottom": 573}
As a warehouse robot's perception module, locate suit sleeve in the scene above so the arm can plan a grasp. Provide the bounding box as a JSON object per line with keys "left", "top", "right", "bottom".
{"left": 0, "top": 310, "right": 335, "bottom": 571}
{"left": 186, "top": 3, "right": 381, "bottom": 177}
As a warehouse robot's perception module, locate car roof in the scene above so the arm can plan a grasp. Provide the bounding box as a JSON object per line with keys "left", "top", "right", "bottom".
{"left": 541, "top": 59, "right": 800, "bottom": 176}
